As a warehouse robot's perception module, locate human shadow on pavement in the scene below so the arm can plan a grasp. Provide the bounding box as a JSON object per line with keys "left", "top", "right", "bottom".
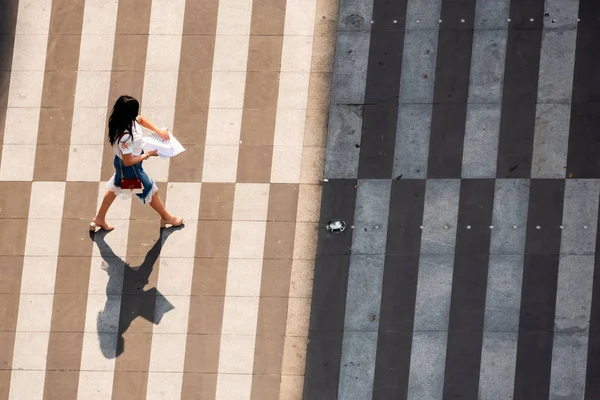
{"left": 90, "top": 226, "right": 181, "bottom": 358}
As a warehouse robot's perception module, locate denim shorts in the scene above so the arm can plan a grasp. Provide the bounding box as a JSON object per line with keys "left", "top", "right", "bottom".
{"left": 111, "top": 155, "right": 156, "bottom": 204}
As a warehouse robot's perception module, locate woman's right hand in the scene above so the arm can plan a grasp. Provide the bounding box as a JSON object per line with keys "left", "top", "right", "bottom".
{"left": 147, "top": 149, "right": 158, "bottom": 157}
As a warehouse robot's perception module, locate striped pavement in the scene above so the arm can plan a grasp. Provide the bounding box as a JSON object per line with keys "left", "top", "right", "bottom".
{"left": 304, "top": 0, "right": 600, "bottom": 399}
{"left": 3, "top": 0, "right": 600, "bottom": 399}
{"left": 0, "top": 0, "right": 334, "bottom": 397}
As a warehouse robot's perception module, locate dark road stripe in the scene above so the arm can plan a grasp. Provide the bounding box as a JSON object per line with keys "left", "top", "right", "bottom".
{"left": 0, "top": 182, "right": 31, "bottom": 398}
{"left": 442, "top": 179, "right": 495, "bottom": 399}
{"left": 303, "top": 179, "right": 357, "bottom": 399}
{"left": 513, "top": 179, "right": 564, "bottom": 400}
{"left": 357, "top": 0, "right": 408, "bottom": 179}
{"left": 168, "top": 0, "right": 219, "bottom": 182}
{"left": 372, "top": 179, "right": 426, "bottom": 400}
{"left": 100, "top": 0, "right": 152, "bottom": 181}
{"left": 235, "top": 0, "right": 286, "bottom": 183}
{"left": 43, "top": 182, "right": 98, "bottom": 399}
{"left": 32, "top": 0, "right": 86, "bottom": 181}
{"left": 496, "top": 0, "right": 546, "bottom": 178}
{"left": 427, "top": 0, "right": 477, "bottom": 179}
{"left": 108, "top": 0, "right": 160, "bottom": 387}
{"left": 566, "top": 0, "right": 600, "bottom": 178}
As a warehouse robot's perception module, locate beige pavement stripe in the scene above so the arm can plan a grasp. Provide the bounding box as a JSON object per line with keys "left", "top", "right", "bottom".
{"left": 137, "top": 0, "right": 186, "bottom": 184}
{"left": 77, "top": 184, "right": 132, "bottom": 399}
{"left": 100, "top": 0, "right": 153, "bottom": 181}
{"left": 9, "top": 182, "right": 65, "bottom": 400}
{"left": 0, "top": 181, "right": 31, "bottom": 398}
{"left": 0, "top": 0, "right": 53, "bottom": 181}
{"left": 146, "top": 182, "right": 201, "bottom": 399}
{"left": 215, "top": 183, "right": 269, "bottom": 399}
{"left": 32, "top": 0, "right": 86, "bottom": 182}
{"left": 292, "top": 0, "right": 334, "bottom": 188}
{"left": 66, "top": 0, "right": 120, "bottom": 182}
{"left": 182, "top": 182, "right": 235, "bottom": 399}
{"left": 270, "top": 0, "right": 318, "bottom": 185}
{"left": 168, "top": 0, "right": 219, "bottom": 182}
{"left": 41, "top": 183, "right": 97, "bottom": 399}
{"left": 201, "top": 0, "right": 253, "bottom": 183}
{"left": 66, "top": 0, "right": 120, "bottom": 398}
{"left": 236, "top": 0, "right": 286, "bottom": 183}
{"left": 250, "top": 184, "right": 299, "bottom": 399}
{"left": 111, "top": 182, "right": 168, "bottom": 400}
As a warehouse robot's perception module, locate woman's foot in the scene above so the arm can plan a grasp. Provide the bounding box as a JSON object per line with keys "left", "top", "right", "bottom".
{"left": 90, "top": 218, "right": 115, "bottom": 232}
{"left": 160, "top": 215, "right": 184, "bottom": 228}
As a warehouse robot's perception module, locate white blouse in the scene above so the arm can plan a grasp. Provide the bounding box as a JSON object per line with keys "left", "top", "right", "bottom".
{"left": 113, "top": 117, "right": 144, "bottom": 159}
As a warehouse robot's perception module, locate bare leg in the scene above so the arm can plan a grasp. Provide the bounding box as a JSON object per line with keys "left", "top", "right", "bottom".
{"left": 92, "top": 191, "right": 117, "bottom": 230}
{"left": 149, "top": 192, "right": 171, "bottom": 220}
{"left": 149, "top": 192, "right": 183, "bottom": 226}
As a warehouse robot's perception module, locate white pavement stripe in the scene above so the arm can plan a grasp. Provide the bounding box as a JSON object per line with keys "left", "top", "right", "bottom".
{"left": 479, "top": 179, "right": 530, "bottom": 399}
{"left": 407, "top": 179, "right": 460, "bottom": 400}
{"left": 549, "top": 179, "right": 600, "bottom": 399}
{"left": 146, "top": 182, "right": 201, "bottom": 400}
{"left": 0, "top": 0, "right": 53, "bottom": 181}
{"left": 461, "top": 0, "right": 510, "bottom": 178}
{"left": 77, "top": 185, "right": 132, "bottom": 399}
{"left": 139, "top": 0, "right": 187, "bottom": 183}
{"left": 270, "top": 0, "right": 317, "bottom": 183}
{"left": 66, "top": 0, "right": 120, "bottom": 182}
{"left": 215, "top": 183, "right": 269, "bottom": 399}
{"left": 531, "top": 0, "right": 580, "bottom": 178}
{"left": 338, "top": 180, "right": 391, "bottom": 400}
{"left": 323, "top": 0, "right": 375, "bottom": 179}
{"left": 202, "top": 0, "right": 253, "bottom": 183}
{"left": 9, "top": 182, "right": 65, "bottom": 400}
{"left": 392, "top": 0, "right": 443, "bottom": 179}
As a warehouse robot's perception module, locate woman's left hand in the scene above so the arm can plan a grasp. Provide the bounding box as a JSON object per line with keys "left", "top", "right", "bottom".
{"left": 158, "top": 129, "right": 170, "bottom": 141}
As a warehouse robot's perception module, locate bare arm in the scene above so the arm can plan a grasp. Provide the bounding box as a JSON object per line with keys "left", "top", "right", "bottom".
{"left": 122, "top": 152, "right": 154, "bottom": 167}
{"left": 137, "top": 115, "right": 170, "bottom": 140}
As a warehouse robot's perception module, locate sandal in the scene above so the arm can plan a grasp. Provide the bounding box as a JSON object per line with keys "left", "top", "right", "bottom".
{"left": 161, "top": 216, "right": 184, "bottom": 228}
{"left": 89, "top": 218, "right": 115, "bottom": 232}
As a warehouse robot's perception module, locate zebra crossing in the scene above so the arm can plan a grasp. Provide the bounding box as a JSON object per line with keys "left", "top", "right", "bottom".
{"left": 304, "top": 0, "right": 600, "bottom": 398}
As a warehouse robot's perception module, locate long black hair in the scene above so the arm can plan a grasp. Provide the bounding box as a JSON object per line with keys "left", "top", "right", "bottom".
{"left": 108, "top": 95, "right": 140, "bottom": 145}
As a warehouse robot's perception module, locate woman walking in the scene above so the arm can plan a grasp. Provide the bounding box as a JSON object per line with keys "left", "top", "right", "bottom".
{"left": 90, "top": 95, "right": 184, "bottom": 232}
